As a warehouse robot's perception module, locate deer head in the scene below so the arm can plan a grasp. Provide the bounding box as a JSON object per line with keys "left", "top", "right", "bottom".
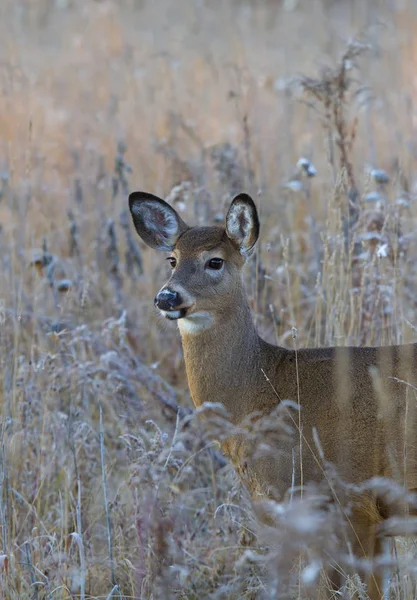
{"left": 129, "top": 191, "right": 259, "bottom": 333}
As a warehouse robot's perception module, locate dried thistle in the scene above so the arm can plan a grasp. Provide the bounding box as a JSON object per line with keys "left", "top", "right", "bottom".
{"left": 300, "top": 38, "right": 370, "bottom": 231}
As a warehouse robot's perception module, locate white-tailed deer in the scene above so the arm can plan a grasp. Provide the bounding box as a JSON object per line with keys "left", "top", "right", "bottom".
{"left": 129, "top": 190, "right": 417, "bottom": 599}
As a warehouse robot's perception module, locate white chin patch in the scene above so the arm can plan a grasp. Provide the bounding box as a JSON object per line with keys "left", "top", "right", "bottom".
{"left": 178, "top": 311, "right": 214, "bottom": 335}
{"left": 161, "top": 310, "right": 182, "bottom": 320}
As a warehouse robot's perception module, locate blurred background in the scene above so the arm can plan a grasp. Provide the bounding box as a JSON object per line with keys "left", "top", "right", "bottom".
{"left": 1, "top": 0, "right": 417, "bottom": 598}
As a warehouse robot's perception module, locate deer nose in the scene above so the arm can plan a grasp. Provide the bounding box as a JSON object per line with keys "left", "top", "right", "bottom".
{"left": 154, "top": 288, "right": 181, "bottom": 311}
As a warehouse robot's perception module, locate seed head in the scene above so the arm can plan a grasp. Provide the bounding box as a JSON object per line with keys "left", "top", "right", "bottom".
{"left": 369, "top": 168, "right": 389, "bottom": 184}
{"left": 297, "top": 157, "right": 317, "bottom": 178}
{"left": 284, "top": 179, "right": 304, "bottom": 193}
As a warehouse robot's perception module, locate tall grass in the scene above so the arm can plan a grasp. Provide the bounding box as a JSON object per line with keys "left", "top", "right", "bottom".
{"left": 1, "top": 0, "right": 417, "bottom": 597}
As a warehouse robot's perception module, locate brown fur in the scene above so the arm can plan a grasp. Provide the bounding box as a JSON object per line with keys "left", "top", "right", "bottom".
{"left": 129, "top": 191, "right": 417, "bottom": 599}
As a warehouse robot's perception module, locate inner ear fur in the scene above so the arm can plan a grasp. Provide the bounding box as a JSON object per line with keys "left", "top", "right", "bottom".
{"left": 225, "top": 193, "right": 260, "bottom": 256}
{"left": 129, "top": 191, "right": 189, "bottom": 251}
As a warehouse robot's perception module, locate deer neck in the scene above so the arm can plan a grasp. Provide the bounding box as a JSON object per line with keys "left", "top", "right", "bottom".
{"left": 178, "top": 291, "right": 262, "bottom": 422}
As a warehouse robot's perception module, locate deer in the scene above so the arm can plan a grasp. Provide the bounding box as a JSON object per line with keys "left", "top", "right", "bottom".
{"left": 129, "top": 190, "right": 417, "bottom": 599}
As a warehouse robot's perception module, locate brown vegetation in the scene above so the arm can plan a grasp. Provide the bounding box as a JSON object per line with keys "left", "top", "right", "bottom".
{"left": 1, "top": 0, "right": 417, "bottom": 598}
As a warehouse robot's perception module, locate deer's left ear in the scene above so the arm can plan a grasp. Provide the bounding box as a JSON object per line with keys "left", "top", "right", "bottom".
{"left": 225, "top": 193, "right": 260, "bottom": 258}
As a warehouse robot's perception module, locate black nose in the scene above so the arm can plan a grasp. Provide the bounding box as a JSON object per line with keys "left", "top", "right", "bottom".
{"left": 154, "top": 289, "right": 181, "bottom": 311}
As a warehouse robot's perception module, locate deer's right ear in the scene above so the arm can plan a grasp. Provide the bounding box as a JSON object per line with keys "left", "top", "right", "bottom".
{"left": 129, "top": 191, "right": 189, "bottom": 251}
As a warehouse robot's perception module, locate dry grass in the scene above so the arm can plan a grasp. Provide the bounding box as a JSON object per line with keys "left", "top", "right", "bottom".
{"left": 1, "top": 0, "right": 417, "bottom": 598}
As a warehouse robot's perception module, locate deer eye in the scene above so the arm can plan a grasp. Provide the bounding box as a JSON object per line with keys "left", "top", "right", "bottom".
{"left": 206, "top": 258, "right": 224, "bottom": 270}
{"left": 167, "top": 257, "right": 177, "bottom": 268}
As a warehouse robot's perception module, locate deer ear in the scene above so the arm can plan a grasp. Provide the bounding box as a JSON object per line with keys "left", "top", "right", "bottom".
{"left": 129, "top": 191, "right": 189, "bottom": 251}
{"left": 225, "top": 193, "right": 260, "bottom": 257}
